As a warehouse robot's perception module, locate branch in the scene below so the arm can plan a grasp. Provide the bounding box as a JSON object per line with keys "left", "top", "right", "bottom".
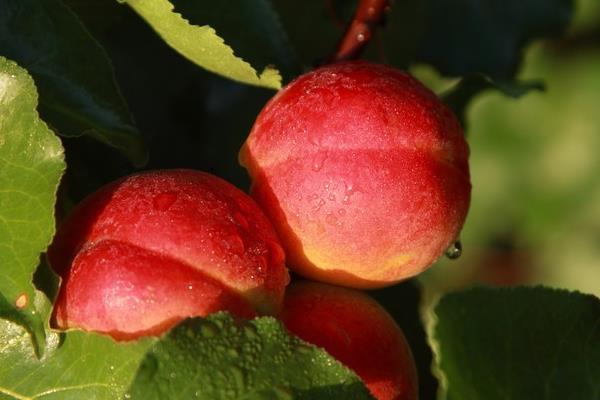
{"left": 328, "top": 0, "right": 391, "bottom": 63}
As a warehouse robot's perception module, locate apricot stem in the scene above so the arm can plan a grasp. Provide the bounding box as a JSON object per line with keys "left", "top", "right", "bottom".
{"left": 328, "top": 0, "right": 391, "bottom": 62}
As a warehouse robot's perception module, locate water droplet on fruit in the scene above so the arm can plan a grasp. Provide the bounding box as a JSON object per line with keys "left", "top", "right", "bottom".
{"left": 311, "top": 151, "right": 328, "bottom": 172}
{"left": 153, "top": 192, "right": 177, "bottom": 211}
{"left": 342, "top": 182, "right": 356, "bottom": 204}
{"left": 445, "top": 240, "right": 462, "bottom": 259}
{"left": 231, "top": 212, "right": 249, "bottom": 230}
{"left": 325, "top": 212, "right": 338, "bottom": 226}
{"left": 357, "top": 32, "right": 366, "bottom": 42}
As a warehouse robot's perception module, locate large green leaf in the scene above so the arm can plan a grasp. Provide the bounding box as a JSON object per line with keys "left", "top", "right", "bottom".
{"left": 0, "top": 316, "right": 153, "bottom": 399}
{"left": 0, "top": 57, "right": 65, "bottom": 354}
{"left": 0, "top": 0, "right": 147, "bottom": 166}
{"left": 128, "top": 313, "right": 374, "bottom": 399}
{"left": 434, "top": 287, "right": 600, "bottom": 400}
{"left": 416, "top": 0, "right": 574, "bottom": 78}
{"left": 120, "top": 0, "right": 282, "bottom": 90}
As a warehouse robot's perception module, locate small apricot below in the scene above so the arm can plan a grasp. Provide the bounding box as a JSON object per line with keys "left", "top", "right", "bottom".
{"left": 48, "top": 169, "right": 288, "bottom": 340}
{"left": 280, "top": 281, "right": 418, "bottom": 400}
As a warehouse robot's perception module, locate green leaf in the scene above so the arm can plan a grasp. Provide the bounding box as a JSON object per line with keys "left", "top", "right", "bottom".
{"left": 121, "top": 0, "right": 282, "bottom": 90}
{"left": 442, "top": 74, "right": 545, "bottom": 125}
{"left": 0, "top": 316, "right": 154, "bottom": 400}
{"left": 434, "top": 286, "right": 600, "bottom": 400}
{"left": 128, "top": 313, "right": 374, "bottom": 399}
{"left": 171, "top": 0, "right": 301, "bottom": 83}
{"left": 0, "top": 0, "right": 147, "bottom": 166}
{"left": 416, "top": 0, "right": 574, "bottom": 78}
{"left": 0, "top": 57, "right": 65, "bottom": 354}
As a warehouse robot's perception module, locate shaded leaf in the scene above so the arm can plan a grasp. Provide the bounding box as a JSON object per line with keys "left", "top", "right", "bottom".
{"left": 416, "top": 0, "right": 574, "bottom": 78}
{"left": 443, "top": 74, "right": 545, "bottom": 125}
{"left": 268, "top": 0, "right": 356, "bottom": 68}
{"left": 121, "top": 0, "right": 282, "bottom": 90}
{"left": 434, "top": 286, "right": 600, "bottom": 400}
{"left": 129, "top": 313, "right": 374, "bottom": 399}
{"left": 0, "top": 0, "right": 147, "bottom": 166}
{"left": 0, "top": 57, "right": 65, "bottom": 354}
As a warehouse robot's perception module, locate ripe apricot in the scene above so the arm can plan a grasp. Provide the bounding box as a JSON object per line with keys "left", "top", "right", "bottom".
{"left": 281, "top": 281, "right": 418, "bottom": 400}
{"left": 240, "top": 61, "right": 470, "bottom": 288}
{"left": 48, "top": 169, "right": 288, "bottom": 339}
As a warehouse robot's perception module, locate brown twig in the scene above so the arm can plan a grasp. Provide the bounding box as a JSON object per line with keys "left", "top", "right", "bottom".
{"left": 328, "top": 0, "right": 392, "bottom": 63}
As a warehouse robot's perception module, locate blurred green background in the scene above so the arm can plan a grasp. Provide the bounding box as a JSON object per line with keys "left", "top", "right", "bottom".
{"left": 416, "top": 0, "right": 600, "bottom": 301}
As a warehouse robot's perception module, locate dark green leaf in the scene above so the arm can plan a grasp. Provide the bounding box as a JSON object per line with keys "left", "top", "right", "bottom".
{"left": 268, "top": 0, "right": 354, "bottom": 68}
{"left": 435, "top": 286, "right": 600, "bottom": 400}
{"left": 0, "top": 316, "right": 153, "bottom": 399}
{"left": 120, "top": 0, "right": 283, "bottom": 90}
{"left": 0, "top": 0, "right": 147, "bottom": 166}
{"left": 171, "top": 0, "right": 301, "bottom": 83}
{"left": 0, "top": 57, "right": 65, "bottom": 354}
{"left": 443, "top": 74, "right": 545, "bottom": 125}
{"left": 416, "top": 0, "right": 574, "bottom": 78}
{"left": 128, "top": 313, "right": 374, "bottom": 399}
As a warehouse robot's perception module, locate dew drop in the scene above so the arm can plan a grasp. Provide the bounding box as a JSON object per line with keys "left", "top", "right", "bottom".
{"left": 445, "top": 240, "right": 462, "bottom": 259}
{"left": 325, "top": 212, "right": 338, "bottom": 226}
{"left": 311, "top": 151, "right": 328, "bottom": 172}
{"left": 357, "top": 32, "right": 366, "bottom": 42}
{"left": 244, "top": 324, "right": 259, "bottom": 340}
{"left": 200, "top": 322, "right": 219, "bottom": 338}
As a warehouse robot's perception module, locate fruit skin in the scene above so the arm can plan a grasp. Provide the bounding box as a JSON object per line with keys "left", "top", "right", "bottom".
{"left": 280, "top": 281, "right": 418, "bottom": 400}
{"left": 48, "top": 169, "right": 288, "bottom": 340}
{"left": 240, "top": 60, "right": 470, "bottom": 288}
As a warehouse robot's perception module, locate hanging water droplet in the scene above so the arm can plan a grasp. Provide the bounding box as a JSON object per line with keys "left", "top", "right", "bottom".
{"left": 445, "top": 240, "right": 462, "bottom": 259}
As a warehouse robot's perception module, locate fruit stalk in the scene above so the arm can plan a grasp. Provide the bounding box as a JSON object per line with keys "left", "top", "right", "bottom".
{"left": 329, "top": 0, "right": 391, "bottom": 62}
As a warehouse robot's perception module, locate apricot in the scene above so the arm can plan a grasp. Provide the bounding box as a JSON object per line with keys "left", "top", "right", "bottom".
{"left": 240, "top": 61, "right": 470, "bottom": 288}
{"left": 48, "top": 169, "right": 288, "bottom": 340}
{"left": 280, "top": 281, "right": 418, "bottom": 400}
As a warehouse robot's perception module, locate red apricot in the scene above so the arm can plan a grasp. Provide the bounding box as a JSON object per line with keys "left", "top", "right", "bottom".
{"left": 240, "top": 61, "right": 470, "bottom": 288}
{"left": 280, "top": 281, "right": 418, "bottom": 400}
{"left": 48, "top": 169, "right": 288, "bottom": 339}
